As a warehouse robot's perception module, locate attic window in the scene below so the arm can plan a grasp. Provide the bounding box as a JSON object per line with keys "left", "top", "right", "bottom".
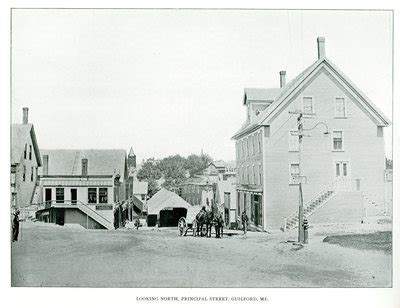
{"left": 255, "top": 109, "right": 260, "bottom": 116}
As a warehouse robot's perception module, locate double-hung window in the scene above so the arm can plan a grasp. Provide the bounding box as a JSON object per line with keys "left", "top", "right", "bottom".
{"left": 56, "top": 188, "right": 64, "bottom": 203}
{"left": 333, "top": 131, "right": 343, "bottom": 151}
{"left": 99, "top": 188, "right": 108, "bottom": 203}
{"left": 335, "top": 98, "right": 346, "bottom": 117}
{"left": 88, "top": 188, "right": 97, "bottom": 204}
{"left": 303, "top": 97, "right": 314, "bottom": 115}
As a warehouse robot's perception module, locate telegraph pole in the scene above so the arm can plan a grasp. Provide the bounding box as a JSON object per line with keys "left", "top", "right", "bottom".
{"left": 288, "top": 110, "right": 309, "bottom": 243}
{"left": 296, "top": 112, "right": 304, "bottom": 243}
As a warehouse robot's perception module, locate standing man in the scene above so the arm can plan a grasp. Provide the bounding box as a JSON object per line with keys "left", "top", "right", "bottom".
{"left": 241, "top": 209, "right": 249, "bottom": 235}
{"left": 12, "top": 210, "right": 20, "bottom": 242}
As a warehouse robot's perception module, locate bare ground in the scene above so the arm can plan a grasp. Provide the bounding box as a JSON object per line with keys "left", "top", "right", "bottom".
{"left": 11, "top": 221, "right": 392, "bottom": 287}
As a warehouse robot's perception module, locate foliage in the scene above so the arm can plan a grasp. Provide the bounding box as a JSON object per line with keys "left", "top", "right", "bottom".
{"left": 137, "top": 158, "right": 162, "bottom": 181}
{"left": 147, "top": 178, "right": 160, "bottom": 198}
{"left": 186, "top": 153, "right": 213, "bottom": 177}
{"left": 137, "top": 153, "right": 213, "bottom": 193}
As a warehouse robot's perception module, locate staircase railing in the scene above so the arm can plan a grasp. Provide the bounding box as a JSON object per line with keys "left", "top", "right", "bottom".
{"left": 283, "top": 180, "right": 336, "bottom": 226}
{"left": 361, "top": 193, "right": 390, "bottom": 218}
{"left": 34, "top": 199, "right": 114, "bottom": 230}
{"left": 282, "top": 179, "right": 341, "bottom": 231}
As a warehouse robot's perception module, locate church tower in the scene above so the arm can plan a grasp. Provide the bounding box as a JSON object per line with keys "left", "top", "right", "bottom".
{"left": 127, "top": 147, "right": 137, "bottom": 178}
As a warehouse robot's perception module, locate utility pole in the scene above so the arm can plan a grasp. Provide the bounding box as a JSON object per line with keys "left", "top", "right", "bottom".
{"left": 289, "top": 110, "right": 308, "bottom": 243}
{"left": 289, "top": 111, "right": 328, "bottom": 243}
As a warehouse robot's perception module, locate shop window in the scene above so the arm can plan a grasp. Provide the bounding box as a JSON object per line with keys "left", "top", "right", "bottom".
{"left": 99, "top": 188, "right": 108, "bottom": 203}
{"left": 88, "top": 188, "right": 97, "bottom": 204}
{"left": 56, "top": 188, "right": 64, "bottom": 203}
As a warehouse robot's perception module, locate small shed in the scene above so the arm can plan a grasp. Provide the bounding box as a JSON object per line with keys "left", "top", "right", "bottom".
{"left": 146, "top": 189, "right": 190, "bottom": 227}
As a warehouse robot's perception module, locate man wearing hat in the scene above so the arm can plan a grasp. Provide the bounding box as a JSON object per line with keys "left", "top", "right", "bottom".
{"left": 12, "top": 210, "right": 20, "bottom": 242}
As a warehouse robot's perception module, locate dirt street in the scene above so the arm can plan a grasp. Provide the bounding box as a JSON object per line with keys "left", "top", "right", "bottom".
{"left": 11, "top": 221, "right": 391, "bottom": 287}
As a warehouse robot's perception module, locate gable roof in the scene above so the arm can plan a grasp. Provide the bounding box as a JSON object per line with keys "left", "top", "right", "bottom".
{"left": 132, "top": 181, "right": 148, "bottom": 195}
{"left": 232, "top": 56, "right": 390, "bottom": 139}
{"left": 146, "top": 188, "right": 191, "bottom": 215}
{"left": 243, "top": 88, "right": 282, "bottom": 104}
{"left": 39, "top": 149, "right": 127, "bottom": 180}
{"left": 11, "top": 124, "right": 42, "bottom": 166}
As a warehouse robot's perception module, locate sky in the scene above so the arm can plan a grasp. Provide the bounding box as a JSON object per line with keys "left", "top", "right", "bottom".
{"left": 11, "top": 9, "right": 393, "bottom": 161}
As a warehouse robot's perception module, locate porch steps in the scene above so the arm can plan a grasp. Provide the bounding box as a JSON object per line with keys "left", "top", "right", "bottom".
{"left": 76, "top": 202, "right": 114, "bottom": 230}
{"left": 282, "top": 189, "right": 336, "bottom": 231}
{"left": 362, "top": 194, "right": 389, "bottom": 217}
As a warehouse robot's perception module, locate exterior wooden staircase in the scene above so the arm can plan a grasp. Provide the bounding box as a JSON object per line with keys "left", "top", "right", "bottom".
{"left": 282, "top": 180, "right": 337, "bottom": 231}
{"left": 37, "top": 200, "right": 114, "bottom": 230}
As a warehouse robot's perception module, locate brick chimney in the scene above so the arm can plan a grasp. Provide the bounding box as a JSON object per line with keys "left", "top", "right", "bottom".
{"left": 317, "top": 37, "right": 325, "bottom": 59}
{"left": 23, "top": 107, "right": 29, "bottom": 124}
{"left": 82, "top": 158, "right": 88, "bottom": 176}
{"left": 279, "top": 71, "right": 286, "bottom": 88}
{"left": 43, "top": 155, "right": 49, "bottom": 175}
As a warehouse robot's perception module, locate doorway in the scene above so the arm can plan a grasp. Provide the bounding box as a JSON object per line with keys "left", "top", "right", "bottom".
{"left": 45, "top": 188, "right": 52, "bottom": 206}
{"left": 334, "top": 161, "right": 351, "bottom": 191}
{"left": 71, "top": 188, "right": 77, "bottom": 204}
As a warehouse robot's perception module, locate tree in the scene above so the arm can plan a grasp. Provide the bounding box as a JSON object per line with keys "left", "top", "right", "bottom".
{"left": 147, "top": 178, "right": 160, "bottom": 198}
{"left": 185, "top": 153, "right": 213, "bottom": 177}
{"left": 159, "top": 155, "right": 187, "bottom": 189}
{"left": 137, "top": 158, "right": 162, "bottom": 181}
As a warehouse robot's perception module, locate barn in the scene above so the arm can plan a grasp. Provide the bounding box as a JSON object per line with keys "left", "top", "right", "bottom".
{"left": 146, "top": 189, "right": 190, "bottom": 227}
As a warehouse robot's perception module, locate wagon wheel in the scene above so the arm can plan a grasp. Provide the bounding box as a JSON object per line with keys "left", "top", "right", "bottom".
{"left": 178, "top": 217, "right": 187, "bottom": 236}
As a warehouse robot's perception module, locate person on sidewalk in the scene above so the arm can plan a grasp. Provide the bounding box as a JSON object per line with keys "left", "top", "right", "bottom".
{"left": 241, "top": 210, "right": 249, "bottom": 235}
{"left": 12, "top": 210, "right": 20, "bottom": 242}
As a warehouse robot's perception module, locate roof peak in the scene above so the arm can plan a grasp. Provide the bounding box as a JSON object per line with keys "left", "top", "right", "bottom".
{"left": 128, "top": 147, "right": 135, "bottom": 156}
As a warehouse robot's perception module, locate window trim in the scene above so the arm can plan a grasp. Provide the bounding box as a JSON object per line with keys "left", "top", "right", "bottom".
{"left": 99, "top": 187, "right": 108, "bottom": 204}
{"left": 56, "top": 187, "right": 65, "bottom": 204}
{"left": 302, "top": 95, "right": 315, "bottom": 117}
{"left": 88, "top": 187, "right": 98, "bottom": 204}
{"left": 334, "top": 96, "right": 347, "bottom": 118}
{"left": 258, "top": 163, "right": 262, "bottom": 185}
{"left": 332, "top": 129, "right": 345, "bottom": 152}
{"left": 333, "top": 159, "right": 351, "bottom": 178}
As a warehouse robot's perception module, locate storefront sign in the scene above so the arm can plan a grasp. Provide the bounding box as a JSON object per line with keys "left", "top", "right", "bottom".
{"left": 95, "top": 205, "right": 113, "bottom": 210}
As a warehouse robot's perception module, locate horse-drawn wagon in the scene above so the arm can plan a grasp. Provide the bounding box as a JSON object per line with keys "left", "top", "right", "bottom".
{"left": 178, "top": 205, "right": 224, "bottom": 238}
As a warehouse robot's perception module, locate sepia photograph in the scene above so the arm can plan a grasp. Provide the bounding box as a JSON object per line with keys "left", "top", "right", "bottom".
{"left": 9, "top": 8, "right": 394, "bottom": 290}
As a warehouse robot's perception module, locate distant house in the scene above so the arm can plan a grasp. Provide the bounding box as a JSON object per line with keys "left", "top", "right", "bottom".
{"left": 35, "top": 149, "right": 128, "bottom": 229}
{"left": 215, "top": 177, "right": 237, "bottom": 228}
{"left": 205, "top": 161, "right": 236, "bottom": 179}
{"left": 146, "top": 188, "right": 191, "bottom": 227}
{"left": 179, "top": 176, "right": 216, "bottom": 208}
{"left": 11, "top": 108, "right": 42, "bottom": 216}
{"left": 232, "top": 37, "right": 390, "bottom": 231}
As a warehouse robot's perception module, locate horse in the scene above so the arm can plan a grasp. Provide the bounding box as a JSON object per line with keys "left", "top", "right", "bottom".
{"left": 195, "top": 209, "right": 214, "bottom": 237}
